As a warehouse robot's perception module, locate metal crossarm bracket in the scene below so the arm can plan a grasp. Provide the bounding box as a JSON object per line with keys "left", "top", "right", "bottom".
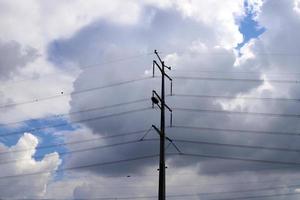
{"left": 151, "top": 125, "right": 181, "bottom": 154}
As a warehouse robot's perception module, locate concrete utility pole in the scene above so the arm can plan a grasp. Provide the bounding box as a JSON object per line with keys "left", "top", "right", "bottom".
{"left": 151, "top": 50, "right": 173, "bottom": 200}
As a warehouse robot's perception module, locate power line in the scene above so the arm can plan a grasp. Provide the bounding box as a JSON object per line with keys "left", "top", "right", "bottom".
{"left": 0, "top": 160, "right": 296, "bottom": 187}
{"left": 0, "top": 76, "right": 152, "bottom": 109}
{"left": 1, "top": 98, "right": 149, "bottom": 127}
{"left": 174, "top": 107, "right": 300, "bottom": 119}
{"left": 0, "top": 153, "right": 161, "bottom": 180}
{"left": 160, "top": 50, "right": 300, "bottom": 57}
{"left": 181, "top": 152, "right": 300, "bottom": 166}
{"left": 145, "top": 139, "right": 300, "bottom": 153}
{"left": 18, "top": 170, "right": 300, "bottom": 189}
{"left": 173, "top": 75, "right": 300, "bottom": 84}
{"left": 0, "top": 147, "right": 298, "bottom": 181}
{"left": 3, "top": 167, "right": 300, "bottom": 198}
{"left": 0, "top": 139, "right": 160, "bottom": 165}
{"left": 4, "top": 50, "right": 297, "bottom": 89}
{"left": 0, "top": 52, "right": 154, "bottom": 88}
{"left": 170, "top": 125, "right": 300, "bottom": 171}
{"left": 165, "top": 177, "right": 300, "bottom": 191}
{"left": 0, "top": 128, "right": 154, "bottom": 156}
{"left": 10, "top": 188, "right": 300, "bottom": 200}
{"left": 38, "top": 177, "right": 300, "bottom": 191}
{"left": 172, "top": 125, "right": 300, "bottom": 137}
{"left": 171, "top": 93, "right": 300, "bottom": 103}
{"left": 0, "top": 107, "right": 152, "bottom": 137}
{"left": 171, "top": 68, "right": 300, "bottom": 76}
{"left": 9, "top": 104, "right": 293, "bottom": 135}
{"left": 3, "top": 173, "right": 300, "bottom": 200}
{"left": 4, "top": 148, "right": 300, "bottom": 177}
{"left": 3, "top": 151, "right": 300, "bottom": 180}
{"left": 209, "top": 191, "right": 300, "bottom": 200}
{"left": 173, "top": 139, "right": 300, "bottom": 153}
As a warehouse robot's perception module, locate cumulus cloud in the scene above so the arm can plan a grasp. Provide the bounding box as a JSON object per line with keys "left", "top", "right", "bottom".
{"left": 186, "top": 0, "right": 300, "bottom": 176}
{"left": 48, "top": 0, "right": 300, "bottom": 192}
{"left": 49, "top": 1, "right": 261, "bottom": 177}
{"left": 0, "top": 133, "right": 61, "bottom": 198}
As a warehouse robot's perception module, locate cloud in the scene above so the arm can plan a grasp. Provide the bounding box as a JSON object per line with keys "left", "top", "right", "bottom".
{"left": 0, "top": 0, "right": 144, "bottom": 49}
{"left": 194, "top": 0, "right": 300, "bottom": 175}
{"left": 47, "top": 1, "right": 300, "bottom": 191}
{"left": 0, "top": 0, "right": 244, "bottom": 125}
{"left": 0, "top": 57, "right": 75, "bottom": 125}
{"left": 0, "top": 0, "right": 185, "bottom": 125}
{"left": 0, "top": 39, "right": 38, "bottom": 80}
{"left": 1, "top": 0, "right": 300, "bottom": 199}
{"left": 48, "top": 2, "right": 262, "bottom": 178}
{"left": 0, "top": 133, "right": 61, "bottom": 198}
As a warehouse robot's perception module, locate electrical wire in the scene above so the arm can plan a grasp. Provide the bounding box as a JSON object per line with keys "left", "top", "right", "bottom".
{"left": 0, "top": 163, "right": 285, "bottom": 187}
{"left": 160, "top": 50, "right": 300, "bottom": 57}
{"left": 0, "top": 107, "right": 152, "bottom": 137}
{"left": 171, "top": 68, "right": 300, "bottom": 76}
{"left": 173, "top": 139, "right": 300, "bottom": 153}
{"left": 209, "top": 191, "right": 300, "bottom": 200}
{"left": 0, "top": 153, "right": 161, "bottom": 180}
{"left": 4, "top": 151, "right": 300, "bottom": 180}
{"left": 36, "top": 176, "right": 300, "bottom": 191}
{"left": 0, "top": 52, "right": 154, "bottom": 88}
{"left": 181, "top": 152, "right": 300, "bottom": 166}
{"left": 3, "top": 137, "right": 300, "bottom": 174}
{"left": 1, "top": 98, "right": 149, "bottom": 127}
{"left": 0, "top": 76, "right": 153, "bottom": 109}
{"left": 171, "top": 93, "right": 300, "bottom": 102}
{"left": 173, "top": 75, "right": 300, "bottom": 84}
{"left": 2, "top": 72, "right": 298, "bottom": 111}
{"left": 15, "top": 170, "right": 300, "bottom": 190}
{"left": 174, "top": 107, "right": 300, "bottom": 119}
{"left": 172, "top": 125, "right": 300, "bottom": 137}
{"left": 9, "top": 189, "right": 300, "bottom": 200}
{"left": 0, "top": 129, "right": 152, "bottom": 156}
{"left": 0, "top": 139, "right": 160, "bottom": 165}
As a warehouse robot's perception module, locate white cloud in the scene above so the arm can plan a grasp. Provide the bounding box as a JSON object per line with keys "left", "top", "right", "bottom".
{"left": 0, "top": 133, "right": 61, "bottom": 198}
{"left": 55, "top": 2, "right": 300, "bottom": 197}
{"left": 0, "top": 57, "right": 76, "bottom": 124}
{"left": 2, "top": 0, "right": 300, "bottom": 199}
{"left": 246, "top": 0, "right": 264, "bottom": 17}
{"left": 0, "top": 0, "right": 244, "bottom": 124}
{"left": 0, "top": 0, "right": 144, "bottom": 49}
{"left": 44, "top": 0, "right": 253, "bottom": 179}
{"left": 0, "top": 0, "right": 245, "bottom": 52}
{"left": 175, "top": 0, "right": 244, "bottom": 48}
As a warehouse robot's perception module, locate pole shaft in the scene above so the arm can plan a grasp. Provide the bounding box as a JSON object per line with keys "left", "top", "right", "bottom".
{"left": 158, "top": 61, "right": 166, "bottom": 200}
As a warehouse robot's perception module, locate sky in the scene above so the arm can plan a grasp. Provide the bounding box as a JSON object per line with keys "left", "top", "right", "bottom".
{"left": 1, "top": 0, "right": 300, "bottom": 199}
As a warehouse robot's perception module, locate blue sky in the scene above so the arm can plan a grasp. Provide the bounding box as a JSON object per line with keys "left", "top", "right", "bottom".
{"left": 237, "top": 1, "right": 265, "bottom": 49}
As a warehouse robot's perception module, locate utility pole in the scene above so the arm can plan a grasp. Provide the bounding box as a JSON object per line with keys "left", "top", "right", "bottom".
{"left": 151, "top": 50, "right": 173, "bottom": 200}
